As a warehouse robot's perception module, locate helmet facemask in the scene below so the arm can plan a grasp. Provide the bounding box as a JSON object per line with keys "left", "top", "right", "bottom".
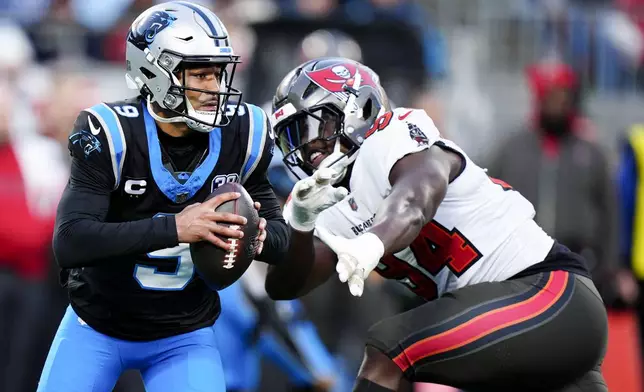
{"left": 276, "top": 92, "right": 384, "bottom": 183}
{"left": 276, "top": 105, "right": 359, "bottom": 179}
{"left": 142, "top": 51, "right": 242, "bottom": 132}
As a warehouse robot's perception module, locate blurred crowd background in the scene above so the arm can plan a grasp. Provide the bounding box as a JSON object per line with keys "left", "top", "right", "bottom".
{"left": 3, "top": 0, "right": 644, "bottom": 391}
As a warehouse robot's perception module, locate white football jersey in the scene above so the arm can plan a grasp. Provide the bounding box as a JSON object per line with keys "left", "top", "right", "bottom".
{"left": 313, "top": 107, "right": 555, "bottom": 300}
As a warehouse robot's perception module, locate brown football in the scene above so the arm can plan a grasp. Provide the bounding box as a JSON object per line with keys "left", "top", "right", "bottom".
{"left": 190, "top": 182, "right": 260, "bottom": 290}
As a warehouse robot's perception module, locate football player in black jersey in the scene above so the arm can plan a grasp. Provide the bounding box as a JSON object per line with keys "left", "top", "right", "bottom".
{"left": 37, "top": 2, "right": 288, "bottom": 392}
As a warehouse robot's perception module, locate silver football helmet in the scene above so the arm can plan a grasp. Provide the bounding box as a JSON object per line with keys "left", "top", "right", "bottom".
{"left": 125, "top": 1, "right": 241, "bottom": 132}
{"left": 271, "top": 57, "right": 390, "bottom": 182}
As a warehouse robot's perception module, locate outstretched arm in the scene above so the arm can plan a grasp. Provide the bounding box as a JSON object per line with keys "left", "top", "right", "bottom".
{"left": 369, "top": 145, "right": 462, "bottom": 255}
{"left": 318, "top": 145, "right": 463, "bottom": 296}
{"left": 266, "top": 108, "right": 459, "bottom": 299}
{"left": 266, "top": 146, "right": 462, "bottom": 300}
{"left": 265, "top": 168, "right": 347, "bottom": 300}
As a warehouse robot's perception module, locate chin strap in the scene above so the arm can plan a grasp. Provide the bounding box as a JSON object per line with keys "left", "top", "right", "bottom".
{"left": 146, "top": 99, "right": 184, "bottom": 125}
{"left": 146, "top": 99, "right": 216, "bottom": 133}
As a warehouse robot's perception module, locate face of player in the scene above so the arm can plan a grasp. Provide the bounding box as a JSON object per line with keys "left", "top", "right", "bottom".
{"left": 301, "top": 111, "right": 340, "bottom": 168}
{"left": 276, "top": 107, "right": 350, "bottom": 171}
{"left": 177, "top": 65, "right": 225, "bottom": 113}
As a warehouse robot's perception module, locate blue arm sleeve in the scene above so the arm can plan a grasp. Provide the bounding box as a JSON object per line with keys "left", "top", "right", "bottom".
{"left": 618, "top": 140, "right": 637, "bottom": 267}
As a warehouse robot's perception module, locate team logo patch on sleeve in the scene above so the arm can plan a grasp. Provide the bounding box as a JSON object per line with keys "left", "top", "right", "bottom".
{"left": 408, "top": 123, "right": 429, "bottom": 146}
{"left": 70, "top": 130, "right": 102, "bottom": 158}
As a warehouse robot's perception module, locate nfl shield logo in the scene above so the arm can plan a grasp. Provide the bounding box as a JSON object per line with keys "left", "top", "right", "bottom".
{"left": 348, "top": 197, "right": 358, "bottom": 211}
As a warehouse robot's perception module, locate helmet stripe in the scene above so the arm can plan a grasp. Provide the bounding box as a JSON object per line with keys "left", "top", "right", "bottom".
{"left": 176, "top": 1, "right": 223, "bottom": 46}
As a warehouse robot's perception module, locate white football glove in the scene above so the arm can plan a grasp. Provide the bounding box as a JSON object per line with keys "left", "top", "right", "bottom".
{"left": 284, "top": 167, "right": 349, "bottom": 232}
{"left": 315, "top": 227, "right": 385, "bottom": 297}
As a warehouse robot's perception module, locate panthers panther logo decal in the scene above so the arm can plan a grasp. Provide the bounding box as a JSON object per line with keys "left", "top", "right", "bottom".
{"left": 128, "top": 10, "right": 177, "bottom": 50}
{"left": 70, "top": 130, "right": 102, "bottom": 158}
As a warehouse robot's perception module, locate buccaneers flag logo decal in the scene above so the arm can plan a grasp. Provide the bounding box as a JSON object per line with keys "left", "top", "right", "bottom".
{"left": 304, "top": 63, "right": 379, "bottom": 98}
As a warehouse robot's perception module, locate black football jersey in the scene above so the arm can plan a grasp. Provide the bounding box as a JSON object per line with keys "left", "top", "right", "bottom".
{"left": 62, "top": 96, "right": 275, "bottom": 341}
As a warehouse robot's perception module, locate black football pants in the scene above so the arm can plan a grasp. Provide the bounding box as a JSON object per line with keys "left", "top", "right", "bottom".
{"left": 366, "top": 271, "right": 608, "bottom": 392}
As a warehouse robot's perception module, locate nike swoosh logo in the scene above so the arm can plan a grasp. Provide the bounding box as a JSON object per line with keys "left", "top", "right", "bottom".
{"left": 88, "top": 116, "right": 101, "bottom": 136}
{"left": 398, "top": 110, "right": 413, "bottom": 121}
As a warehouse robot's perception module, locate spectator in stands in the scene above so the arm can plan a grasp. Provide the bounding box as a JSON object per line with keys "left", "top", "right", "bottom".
{"left": 277, "top": 0, "right": 340, "bottom": 19}
{"left": 615, "top": 120, "right": 644, "bottom": 372}
{"left": 276, "top": 0, "right": 445, "bottom": 82}
{"left": 488, "top": 60, "right": 637, "bottom": 307}
{"left": 0, "top": 0, "right": 50, "bottom": 25}
{"left": 344, "top": 0, "right": 446, "bottom": 81}
{"left": 41, "top": 73, "right": 100, "bottom": 149}
{"left": 0, "top": 24, "right": 67, "bottom": 392}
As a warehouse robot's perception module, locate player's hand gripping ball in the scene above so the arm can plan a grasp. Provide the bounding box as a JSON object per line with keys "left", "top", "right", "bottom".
{"left": 190, "top": 183, "right": 260, "bottom": 290}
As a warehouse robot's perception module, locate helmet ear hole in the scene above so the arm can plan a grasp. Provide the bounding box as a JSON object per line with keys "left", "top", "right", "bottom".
{"left": 140, "top": 67, "right": 156, "bottom": 80}
{"left": 302, "top": 82, "right": 318, "bottom": 100}
{"left": 362, "top": 98, "right": 373, "bottom": 120}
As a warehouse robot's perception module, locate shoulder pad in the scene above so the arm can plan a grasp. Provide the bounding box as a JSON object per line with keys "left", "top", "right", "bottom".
{"left": 354, "top": 107, "right": 441, "bottom": 190}
{"left": 239, "top": 103, "right": 273, "bottom": 183}
{"left": 82, "top": 102, "right": 130, "bottom": 188}
{"left": 362, "top": 108, "right": 440, "bottom": 152}
{"left": 365, "top": 108, "right": 440, "bottom": 140}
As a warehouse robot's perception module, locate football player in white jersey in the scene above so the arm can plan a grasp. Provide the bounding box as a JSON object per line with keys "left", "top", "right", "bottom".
{"left": 264, "top": 58, "right": 608, "bottom": 392}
